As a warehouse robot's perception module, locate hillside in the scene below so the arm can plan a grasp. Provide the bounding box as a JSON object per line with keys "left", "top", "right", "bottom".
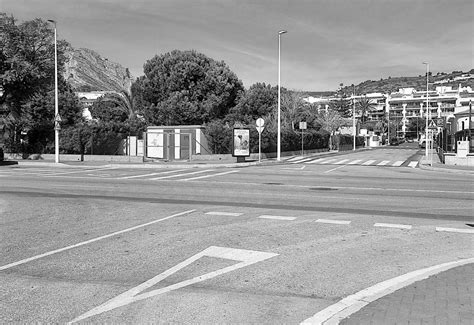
{"left": 341, "top": 70, "right": 474, "bottom": 95}
{"left": 63, "top": 47, "right": 133, "bottom": 93}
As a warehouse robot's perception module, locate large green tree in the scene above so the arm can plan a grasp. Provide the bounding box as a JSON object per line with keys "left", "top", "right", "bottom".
{"left": 0, "top": 13, "right": 72, "bottom": 153}
{"left": 134, "top": 50, "right": 244, "bottom": 126}
{"left": 229, "top": 82, "right": 277, "bottom": 124}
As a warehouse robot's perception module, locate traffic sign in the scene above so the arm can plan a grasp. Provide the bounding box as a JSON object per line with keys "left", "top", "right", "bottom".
{"left": 54, "top": 114, "right": 62, "bottom": 123}
{"left": 437, "top": 118, "right": 444, "bottom": 127}
{"left": 428, "top": 120, "right": 437, "bottom": 129}
{"left": 256, "top": 118, "right": 264, "bottom": 127}
{"left": 299, "top": 121, "right": 307, "bottom": 130}
{"left": 256, "top": 126, "right": 265, "bottom": 134}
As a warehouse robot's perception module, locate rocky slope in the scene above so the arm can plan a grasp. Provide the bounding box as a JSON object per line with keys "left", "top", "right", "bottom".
{"left": 63, "top": 47, "right": 133, "bottom": 93}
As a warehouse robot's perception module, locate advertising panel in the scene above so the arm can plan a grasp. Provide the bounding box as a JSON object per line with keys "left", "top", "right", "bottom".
{"left": 232, "top": 128, "right": 250, "bottom": 157}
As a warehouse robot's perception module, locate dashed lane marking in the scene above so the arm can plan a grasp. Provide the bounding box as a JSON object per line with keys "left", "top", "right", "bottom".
{"left": 0, "top": 210, "right": 196, "bottom": 271}
{"left": 315, "top": 219, "right": 351, "bottom": 225}
{"left": 258, "top": 215, "right": 297, "bottom": 221}
{"left": 374, "top": 223, "right": 412, "bottom": 230}
{"left": 181, "top": 170, "right": 239, "bottom": 181}
{"left": 435, "top": 227, "right": 474, "bottom": 234}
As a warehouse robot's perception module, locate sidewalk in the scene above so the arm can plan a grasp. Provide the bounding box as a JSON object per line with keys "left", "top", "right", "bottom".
{"left": 339, "top": 262, "right": 473, "bottom": 324}
{"left": 418, "top": 149, "right": 474, "bottom": 174}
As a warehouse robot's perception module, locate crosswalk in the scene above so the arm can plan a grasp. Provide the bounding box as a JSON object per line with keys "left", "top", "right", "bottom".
{"left": 285, "top": 156, "right": 419, "bottom": 168}
{"left": 0, "top": 167, "right": 240, "bottom": 181}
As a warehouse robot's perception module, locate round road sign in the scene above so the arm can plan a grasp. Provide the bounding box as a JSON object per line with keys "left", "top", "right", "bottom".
{"left": 256, "top": 118, "right": 264, "bottom": 127}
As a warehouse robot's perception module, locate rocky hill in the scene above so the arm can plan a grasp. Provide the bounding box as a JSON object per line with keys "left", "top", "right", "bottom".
{"left": 63, "top": 47, "right": 133, "bottom": 93}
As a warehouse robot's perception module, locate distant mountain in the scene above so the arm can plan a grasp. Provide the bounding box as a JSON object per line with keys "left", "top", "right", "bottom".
{"left": 63, "top": 47, "right": 133, "bottom": 93}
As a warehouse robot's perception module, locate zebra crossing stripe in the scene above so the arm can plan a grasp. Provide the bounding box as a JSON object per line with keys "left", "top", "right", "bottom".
{"left": 287, "top": 156, "right": 306, "bottom": 162}
{"left": 377, "top": 160, "right": 390, "bottom": 166}
{"left": 292, "top": 158, "right": 313, "bottom": 163}
{"left": 392, "top": 161, "right": 404, "bottom": 166}
{"left": 362, "top": 160, "right": 377, "bottom": 165}
{"left": 408, "top": 161, "right": 418, "bottom": 168}
{"left": 319, "top": 159, "right": 338, "bottom": 164}
{"left": 306, "top": 158, "right": 325, "bottom": 164}
{"left": 334, "top": 159, "right": 350, "bottom": 165}
{"left": 347, "top": 160, "right": 363, "bottom": 165}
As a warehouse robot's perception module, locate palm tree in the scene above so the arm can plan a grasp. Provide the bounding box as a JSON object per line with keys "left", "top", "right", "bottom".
{"left": 101, "top": 90, "right": 136, "bottom": 120}
{"left": 357, "top": 96, "right": 376, "bottom": 123}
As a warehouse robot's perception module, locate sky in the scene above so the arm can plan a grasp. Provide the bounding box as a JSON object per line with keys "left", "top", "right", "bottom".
{"left": 2, "top": 0, "right": 473, "bottom": 91}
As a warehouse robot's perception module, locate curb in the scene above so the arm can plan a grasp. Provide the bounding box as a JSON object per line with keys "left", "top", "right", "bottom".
{"left": 301, "top": 257, "right": 474, "bottom": 325}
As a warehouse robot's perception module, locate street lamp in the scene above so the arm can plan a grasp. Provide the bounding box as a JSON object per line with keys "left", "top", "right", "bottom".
{"left": 277, "top": 30, "right": 287, "bottom": 161}
{"left": 423, "top": 62, "right": 429, "bottom": 158}
{"left": 48, "top": 19, "right": 59, "bottom": 163}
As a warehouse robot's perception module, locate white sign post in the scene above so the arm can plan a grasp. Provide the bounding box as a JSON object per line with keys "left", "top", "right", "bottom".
{"left": 256, "top": 118, "right": 265, "bottom": 163}
{"left": 299, "top": 121, "right": 307, "bottom": 156}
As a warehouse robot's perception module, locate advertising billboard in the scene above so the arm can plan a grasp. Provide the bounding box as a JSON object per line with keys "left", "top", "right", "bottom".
{"left": 232, "top": 128, "right": 250, "bottom": 157}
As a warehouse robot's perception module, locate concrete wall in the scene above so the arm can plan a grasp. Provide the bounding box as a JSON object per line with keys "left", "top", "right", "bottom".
{"left": 444, "top": 153, "right": 474, "bottom": 166}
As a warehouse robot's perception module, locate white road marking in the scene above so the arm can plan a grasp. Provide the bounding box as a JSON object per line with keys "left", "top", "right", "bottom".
{"left": 301, "top": 257, "right": 474, "bottom": 325}
{"left": 287, "top": 156, "right": 306, "bottom": 162}
{"left": 376, "top": 160, "right": 390, "bottom": 166}
{"left": 118, "top": 170, "right": 186, "bottom": 179}
{"left": 305, "top": 159, "right": 324, "bottom": 164}
{"left": 282, "top": 166, "right": 306, "bottom": 170}
{"left": 334, "top": 159, "right": 350, "bottom": 165}
{"left": 258, "top": 215, "right": 297, "bottom": 221}
{"left": 292, "top": 158, "right": 313, "bottom": 164}
{"left": 362, "top": 160, "right": 376, "bottom": 165}
{"left": 374, "top": 223, "right": 412, "bottom": 230}
{"left": 44, "top": 167, "right": 118, "bottom": 176}
{"left": 347, "top": 159, "right": 363, "bottom": 165}
{"left": 408, "top": 161, "right": 418, "bottom": 168}
{"left": 319, "top": 159, "right": 338, "bottom": 165}
{"left": 205, "top": 211, "right": 243, "bottom": 217}
{"left": 315, "top": 219, "right": 351, "bottom": 225}
{"left": 392, "top": 161, "right": 404, "bottom": 166}
{"left": 69, "top": 246, "right": 278, "bottom": 323}
{"left": 0, "top": 210, "right": 196, "bottom": 271}
{"left": 150, "top": 169, "right": 214, "bottom": 180}
{"left": 435, "top": 227, "right": 474, "bottom": 234}
{"left": 182, "top": 169, "right": 239, "bottom": 181}
{"left": 324, "top": 165, "right": 346, "bottom": 173}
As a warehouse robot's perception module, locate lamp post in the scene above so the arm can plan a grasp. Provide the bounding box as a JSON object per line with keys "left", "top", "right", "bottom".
{"left": 423, "top": 62, "right": 429, "bottom": 157}
{"left": 352, "top": 85, "right": 356, "bottom": 150}
{"left": 277, "top": 30, "right": 287, "bottom": 161}
{"left": 48, "top": 19, "right": 59, "bottom": 163}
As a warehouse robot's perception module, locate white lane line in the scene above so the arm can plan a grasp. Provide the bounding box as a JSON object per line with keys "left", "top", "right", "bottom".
{"left": 0, "top": 210, "right": 196, "bottom": 271}
{"left": 205, "top": 212, "right": 243, "bottom": 217}
{"left": 376, "top": 160, "right": 390, "bottom": 166}
{"left": 347, "top": 159, "right": 363, "bottom": 165}
{"left": 408, "top": 161, "right": 418, "bottom": 168}
{"left": 69, "top": 246, "right": 278, "bottom": 323}
{"left": 362, "top": 160, "right": 377, "bottom": 165}
{"left": 181, "top": 170, "right": 239, "bottom": 181}
{"left": 315, "top": 219, "right": 351, "bottom": 225}
{"left": 118, "top": 169, "right": 186, "bottom": 179}
{"left": 301, "top": 257, "right": 474, "bottom": 325}
{"left": 150, "top": 169, "right": 214, "bottom": 180}
{"left": 324, "top": 165, "right": 346, "bottom": 173}
{"left": 392, "top": 161, "right": 404, "bottom": 167}
{"left": 374, "top": 223, "right": 412, "bottom": 230}
{"left": 436, "top": 227, "right": 474, "bottom": 234}
{"left": 258, "top": 215, "right": 297, "bottom": 221}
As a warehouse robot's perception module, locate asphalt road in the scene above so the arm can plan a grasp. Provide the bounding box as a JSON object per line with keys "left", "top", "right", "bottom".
{"left": 1, "top": 147, "right": 473, "bottom": 323}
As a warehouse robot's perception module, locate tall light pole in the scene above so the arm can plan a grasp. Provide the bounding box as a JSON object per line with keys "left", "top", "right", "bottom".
{"left": 352, "top": 85, "right": 356, "bottom": 150}
{"left": 423, "top": 62, "right": 429, "bottom": 157}
{"left": 48, "top": 19, "right": 59, "bottom": 163}
{"left": 277, "top": 30, "right": 287, "bottom": 161}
